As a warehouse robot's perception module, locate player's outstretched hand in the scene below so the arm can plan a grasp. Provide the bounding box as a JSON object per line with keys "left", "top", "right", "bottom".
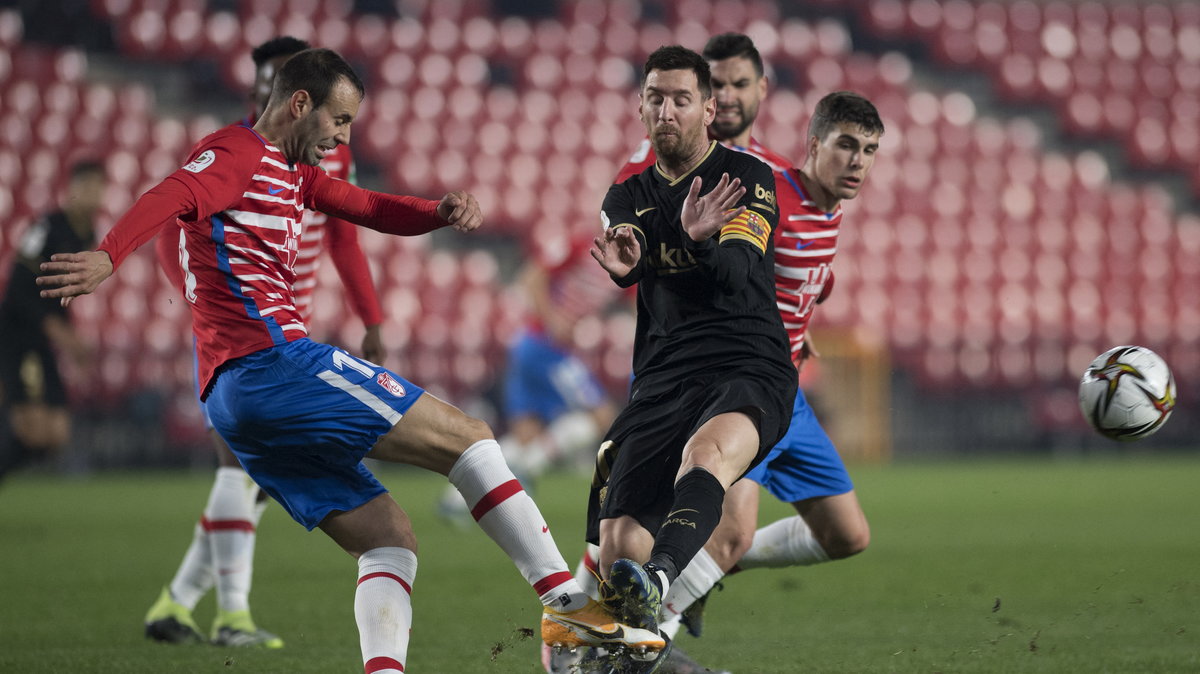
{"left": 591, "top": 226, "right": 641, "bottom": 279}
{"left": 437, "top": 190, "right": 483, "bottom": 232}
{"left": 681, "top": 173, "right": 746, "bottom": 242}
{"left": 37, "top": 251, "right": 114, "bottom": 307}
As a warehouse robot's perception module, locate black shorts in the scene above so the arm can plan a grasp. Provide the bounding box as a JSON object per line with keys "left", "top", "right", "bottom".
{"left": 585, "top": 367, "right": 795, "bottom": 544}
{"left": 0, "top": 336, "right": 66, "bottom": 407}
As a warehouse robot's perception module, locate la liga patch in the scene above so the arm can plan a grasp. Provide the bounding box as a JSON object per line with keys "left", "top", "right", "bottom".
{"left": 183, "top": 150, "right": 215, "bottom": 173}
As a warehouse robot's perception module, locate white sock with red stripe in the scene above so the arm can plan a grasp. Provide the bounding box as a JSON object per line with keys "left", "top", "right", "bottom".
{"left": 356, "top": 547, "right": 416, "bottom": 674}
{"left": 167, "top": 521, "right": 214, "bottom": 610}
{"left": 205, "top": 466, "right": 258, "bottom": 613}
{"left": 573, "top": 543, "right": 602, "bottom": 600}
{"left": 448, "top": 439, "right": 588, "bottom": 611}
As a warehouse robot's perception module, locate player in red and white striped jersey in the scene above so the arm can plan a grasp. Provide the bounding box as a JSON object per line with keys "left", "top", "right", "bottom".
{"left": 553, "top": 35, "right": 883, "bottom": 673}
{"left": 143, "top": 38, "right": 385, "bottom": 650}
{"left": 41, "top": 48, "right": 663, "bottom": 673}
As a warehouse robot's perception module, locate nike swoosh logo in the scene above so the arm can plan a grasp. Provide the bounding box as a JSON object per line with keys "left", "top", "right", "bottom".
{"left": 796, "top": 241, "right": 816, "bottom": 249}
{"left": 635, "top": 207, "right": 656, "bottom": 216}
{"left": 268, "top": 186, "right": 285, "bottom": 195}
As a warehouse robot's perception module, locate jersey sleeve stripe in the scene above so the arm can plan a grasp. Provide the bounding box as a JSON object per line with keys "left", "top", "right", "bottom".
{"left": 612, "top": 222, "right": 645, "bottom": 238}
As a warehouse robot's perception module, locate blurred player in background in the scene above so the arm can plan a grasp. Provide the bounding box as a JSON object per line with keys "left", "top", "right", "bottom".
{"left": 501, "top": 239, "right": 619, "bottom": 488}
{"left": 142, "top": 36, "right": 385, "bottom": 648}
{"left": 0, "top": 161, "right": 105, "bottom": 482}
{"left": 40, "top": 48, "right": 662, "bottom": 673}
{"left": 586, "top": 45, "right": 794, "bottom": 670}
{"left": 439, "top": 237, "right": 619, "bottom": 518}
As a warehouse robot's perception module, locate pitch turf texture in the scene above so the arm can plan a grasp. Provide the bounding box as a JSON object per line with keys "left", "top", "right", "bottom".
{"left": 2, "top": 456, "right": 1197, "bottom": 673}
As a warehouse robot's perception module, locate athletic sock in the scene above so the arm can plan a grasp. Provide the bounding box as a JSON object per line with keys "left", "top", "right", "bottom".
{"left": 738, "top": 515, "right": 830, "bottom": 570}
{"left": 447, "top": 439, "right": 588, "bottom": 611}
{"left": 167, "top": 520, "right": 215, "bottom": 610}
{"left": 205, "top": 466, "right": 258, "bottom": 613}
{"left": 660, "top": 548, "right": 724, "bottom": 624}
{"left": 573, "top": 543, "right": 602, "bottom": 600}
{"left": 356, "top": 547, "right": 416, "bottom": 674}
{"left": 648, "top": 467, "right": 726, "bottom": 586}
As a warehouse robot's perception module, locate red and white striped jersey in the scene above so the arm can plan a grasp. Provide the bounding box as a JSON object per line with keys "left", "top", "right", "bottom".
{"left": 290, "top": 143, "right": 381, "bottom": 324}
{"left": 156, "top": 130, "right": 382, "bottom": 328}
{"left": 614, "top": 137, "right": 839, "bottom": 369}
{"left": 121, "top": 124, "right": 327, "bottom": 394}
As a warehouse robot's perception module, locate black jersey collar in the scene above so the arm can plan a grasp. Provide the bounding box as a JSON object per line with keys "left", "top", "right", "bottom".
{"left": 653, "top": 140, "right": 718, "bottom": 187}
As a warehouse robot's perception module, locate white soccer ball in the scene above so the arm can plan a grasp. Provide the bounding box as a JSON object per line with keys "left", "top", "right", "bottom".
{"left": 1078, "top": 345, "right": 1176, "bottom": 441}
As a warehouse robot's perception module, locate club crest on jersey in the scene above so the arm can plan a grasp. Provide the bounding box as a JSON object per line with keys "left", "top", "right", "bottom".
{"left": 183, "top": 150, "right": 215, "bottom": 174}
{"left": 376, "top": 372, "right": 406, "bottom": 397}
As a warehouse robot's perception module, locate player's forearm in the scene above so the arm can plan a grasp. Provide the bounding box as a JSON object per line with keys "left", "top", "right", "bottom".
{"left": 325, "top": 217, "right": 384, "bottom": 326}
{"left": 98, "top": 179, "right": 195, "bottom": 270}
{"left": 311, "top": 179, "right": 442, "bottom": 236}
{"left": 684, "top": 238, "right": 756, "bottom": 292}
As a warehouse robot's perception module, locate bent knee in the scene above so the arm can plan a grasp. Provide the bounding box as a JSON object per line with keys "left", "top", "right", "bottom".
{"left": 708, "top": 527, "right": 755, "bottom": 569}
{"left": 822, "top": 524, "right": 870, "bottom": 560}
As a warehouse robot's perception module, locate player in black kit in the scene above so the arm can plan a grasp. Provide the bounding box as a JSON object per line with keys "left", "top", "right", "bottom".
{"left": 587, "top": 46, "right": 796, "bottom": 659}
{"left": 0, "top": 161, "right": 105, "bottom": 481}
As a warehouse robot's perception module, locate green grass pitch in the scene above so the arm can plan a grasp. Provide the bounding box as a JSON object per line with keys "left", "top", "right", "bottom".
{"left": 1, "top": 455, "right": 1197, "bottom": 673}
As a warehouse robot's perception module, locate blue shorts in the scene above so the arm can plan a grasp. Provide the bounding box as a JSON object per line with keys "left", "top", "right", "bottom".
{"left": 743, "top": 388, "right": 854, "bottom": 503}
{"left": 205, "top": 338, "right": 425, "bottom": 530}
{"left": 505, "top": 330, "right": 605, "bottom": 422}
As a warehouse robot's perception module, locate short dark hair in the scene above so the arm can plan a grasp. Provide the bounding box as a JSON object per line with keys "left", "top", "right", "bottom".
{"left": 702, "top": 33, "right": 764, "bottom": 78}
{"left": 252, "top": 36, "right": 311, "bottom": 68}
{"left": 69, "top": 160, "right": 105, "bottom": 181}
{"left": 809, "top": 91, "right": 885, "bottom": 140}
{"left": 271, "top": 48, "right": 365, "bottom": 109}
{"left": 642, "top": 45, "right": 711, "bottom": 99}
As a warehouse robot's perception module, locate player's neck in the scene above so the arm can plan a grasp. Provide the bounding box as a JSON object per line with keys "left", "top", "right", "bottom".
{"left": 798, "top": 168, "right": 840, "bottom": 213}
{"left": 715, "top": 129, "right": 753, "bottom": 148}
{"left": 252, "top": 113, "right": 296, "bottom": 165}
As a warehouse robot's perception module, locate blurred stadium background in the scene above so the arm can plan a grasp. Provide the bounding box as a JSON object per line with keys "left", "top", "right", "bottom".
{"left": 1, "top": 0, "right": 1197, "bottom": 470}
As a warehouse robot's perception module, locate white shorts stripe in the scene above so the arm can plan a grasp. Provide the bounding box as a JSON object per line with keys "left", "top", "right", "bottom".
{"left": 316, "top": 370, "right": 402, "bottom": 425}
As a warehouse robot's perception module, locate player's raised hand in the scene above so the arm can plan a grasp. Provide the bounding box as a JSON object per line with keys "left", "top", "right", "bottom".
{"left": 681, "top": 173, "right": 746, "bottom": 242}
{"left": 437, "top": 190, "right": 483, "bottom": 232}
{"left": 591, "top": 226, "right": 641, "bottom": 279}
{"left": 37, "top": 250, "right": 114, "bottom": 307}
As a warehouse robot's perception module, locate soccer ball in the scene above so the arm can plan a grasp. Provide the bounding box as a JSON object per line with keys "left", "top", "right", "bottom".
{"left": 1078, "top": 346, "right": 1176, "bottom": 441}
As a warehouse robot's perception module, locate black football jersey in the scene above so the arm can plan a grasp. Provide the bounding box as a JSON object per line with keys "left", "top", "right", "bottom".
{"left": 601, "top": 142, "right": 794, "bottom": 392}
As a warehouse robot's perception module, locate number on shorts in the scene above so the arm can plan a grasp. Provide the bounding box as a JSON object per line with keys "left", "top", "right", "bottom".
{"left": 332, "top": 350, "right": 375, "bottom": 378}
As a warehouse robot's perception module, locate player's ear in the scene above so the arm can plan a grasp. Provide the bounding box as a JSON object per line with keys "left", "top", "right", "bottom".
{"left": 702, "top": 94, "right": 716, "bottom": 125}
{"left": 289, "top": 89, "right": 312, "bottom": 119}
